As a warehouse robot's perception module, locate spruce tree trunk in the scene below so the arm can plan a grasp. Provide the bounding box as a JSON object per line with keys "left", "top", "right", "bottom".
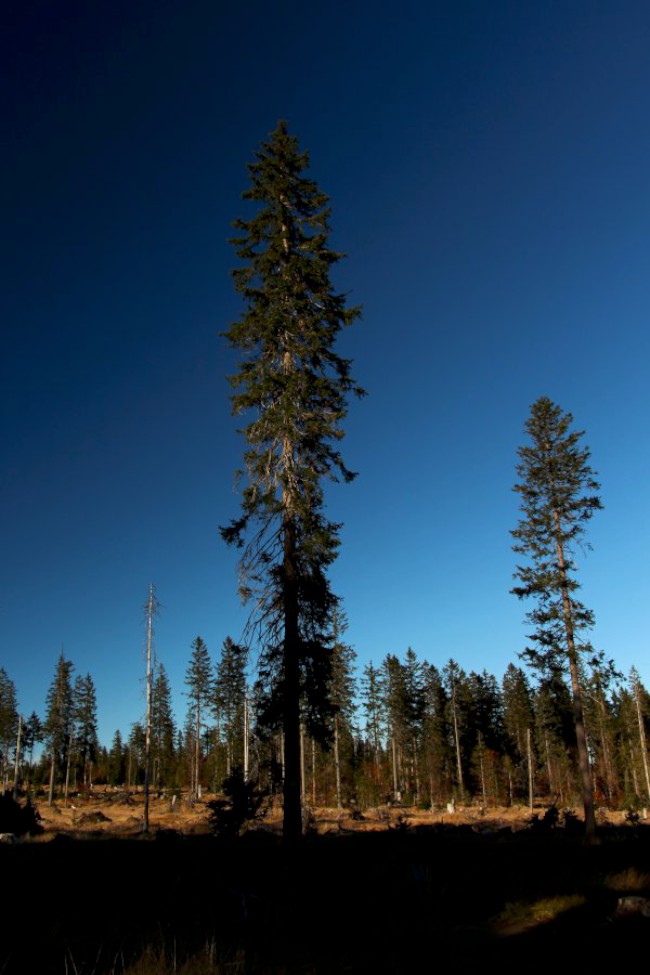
{"left": 48, "top": 751, "right": 56, "bottom": 806}
{"left": 544, "top": 731, "right": 554, "bottom": 795}
{"left": 195, "top": 703, "right": 201, "bottom": 798}
{"left": 334, "top": 714, "right": 342, "bottom": 809}
{"left": 628, "top": 738, "right": 640, "bottom": 798}
{"left": 283, "top": 514, "right": 302, "bottom": 844}
{"left": 554, "top": 526, "right": 596, "bottom": 840}
{"left": 633, "top": 677, "right": 650, "bottom": 802}
{"left": 451, "top": 690, "right": 464, "bottom": 800}
{"left": 64, "top": 730, "right": 73, "bottom": 807}
{"left": 527, "top": 726, "right": 534, "bottom": 811}
{"left": 13, "top": 715, "right": 23, "bottom": 800}
{"left": 413, "top": 737, "right": 420, "bottom": 804}
{"left": 597, "top": 697, "right": 616, "bottom": 802}
{"left": 144, "top": 586, "right": 153, "bottom": 832}
{"left": 391, "top": 733, "right": 399, "bottom": 801}
{"left": 478, "top": 733, "right": 487, "bottom": 808}
{"left": 243, "top": 695, "right": 249, "bottom": 784}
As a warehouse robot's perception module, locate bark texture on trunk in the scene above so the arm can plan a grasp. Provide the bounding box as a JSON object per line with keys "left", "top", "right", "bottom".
{"left": 282, "top": 513, "right": 302, "bottom": 844}
{"left": 553, "top": 520, "right": 596, "bottom": 841}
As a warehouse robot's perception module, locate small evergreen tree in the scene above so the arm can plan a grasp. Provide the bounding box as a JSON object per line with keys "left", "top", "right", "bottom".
{"left": 22, "top": 711, "right": 44, "bottom": 781}
{"left": 128, "top": 722, "right": 146, "bottom": 787}
{"left": 107, "top": 729, "right": 126, "bottom": 786}
{"left": 151, "top": 663, "right": 176, "bottom": 790}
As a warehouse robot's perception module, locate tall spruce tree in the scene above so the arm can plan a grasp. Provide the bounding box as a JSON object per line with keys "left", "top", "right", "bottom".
{"left": 222, "top": 121, "right": 363, "bottom": 842}
{"left": 629, "top": 668, "right": 650, "bottom": 803}
{"left": 443, "top": 659, "right": 467, "bottom": 801}
{"left": 44, "top": 653, "right": 74, "bottom": 804}
{"left": 502, "top": 664, "right": 535, "bottom": 802}
{"left": 0, "top": 668, "right": 18, "bottom": 789}
{"left": 327, "top": 609, "right": 356, "bottom": 808}
{"left": 215, "top": 637, "right": 248, "bottom": 779}
{"left": 22, "top": 711, "right": 44, "bottom": 780}
{"left": 73, "top": 673, "right": 99, "bottom": 789}
{"left": 512, "top": 396, "right": 602, "bottom": 839}
{"left": 185, "top": 636, "right": 212, "bottom": 797}
{"left": 421, "top": 665, "right": 452, "bottom": 805}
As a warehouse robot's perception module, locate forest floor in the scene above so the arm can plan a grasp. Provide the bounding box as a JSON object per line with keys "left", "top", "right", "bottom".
{"left": 4, "top": 793, "right": 649, "bottom": 975}
{"left": 32, "top": 786, "right": 634, "bottom": 837}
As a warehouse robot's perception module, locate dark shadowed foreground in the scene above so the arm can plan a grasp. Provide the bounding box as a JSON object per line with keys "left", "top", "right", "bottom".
{"left": 3, "top": 823, "right": 650, "bottom": 974}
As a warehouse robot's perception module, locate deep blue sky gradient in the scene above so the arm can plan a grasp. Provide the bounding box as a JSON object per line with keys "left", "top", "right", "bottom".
{"left": 2, "top": 1, "right": 649, "bottom": 743}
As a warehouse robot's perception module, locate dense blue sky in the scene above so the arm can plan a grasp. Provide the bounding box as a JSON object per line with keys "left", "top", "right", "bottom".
{"left": 2, "top": 1, "right": 649, "bottom": 744}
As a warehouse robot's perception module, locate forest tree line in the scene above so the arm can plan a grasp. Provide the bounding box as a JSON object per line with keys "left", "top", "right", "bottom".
{"left": 2, "top": 639, "right": 649, "bottom": 814}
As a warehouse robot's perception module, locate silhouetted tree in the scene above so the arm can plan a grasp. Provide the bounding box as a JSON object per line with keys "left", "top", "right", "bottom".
{"left": 502, "top": 664, "right": 535, "bottom": 802}
{"left": 128, "top": 722, "right": 147, "bottom": 787}
{"left": 185, "top": 636, "right": 212, "bottom": 797}
{"left": 361, "top": 663, "right": 386, "bottom": 784}
{"left": 107, "top": 729, "right": 126, "bottom": 786}
{"left": 0, "top": 668, "right": 18, "bottom": 790}
{"left": 630, "top": 668, "right": 650, "bottom": 803}
{"left": 327, "top": 609, "right": 356, "bottom": 808}
{"left": 44, "top": 654, "right": 74, "bottom": 804}
{"left": 584, "top": 652, "right": 620, "bottom": 804}
{"left": 22, "top": 711, "right": 44, "bottom": 782}
{"left": 151, "top": 663, "right": 176, "bottom": 789}
{"left": 421, "top": 665, "right": 452, "bottom": 805}
{"left": 222, "top": 121, "right": 363, "bottom": 842}
{"left": 215, "top": 637, "right": 248, "bottom": 779}
{"left": 73, "top": 673, "right": 98, "bottom": 788}
{"left": 442, "top": 659, "right": 467, "bottom": 801}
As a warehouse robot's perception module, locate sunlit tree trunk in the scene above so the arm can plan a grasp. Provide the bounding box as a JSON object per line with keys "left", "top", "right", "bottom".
{"left": 334, "top": 715, "right": 342, "bottom": 809}
{"left": 12, "top": 714, "right": 23, "bottom": 801}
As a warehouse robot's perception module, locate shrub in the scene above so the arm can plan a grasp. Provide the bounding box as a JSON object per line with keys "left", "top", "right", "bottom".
{"left": 0, "top": 792, "right": 43, "bottom": 836}
{"left": 207, "top": 770, "right": 267, "bottom": 838}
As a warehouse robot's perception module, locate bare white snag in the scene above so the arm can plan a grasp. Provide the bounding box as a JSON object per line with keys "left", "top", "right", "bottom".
{"left": 144, "top": 583, "right": 154, "bottom": 833}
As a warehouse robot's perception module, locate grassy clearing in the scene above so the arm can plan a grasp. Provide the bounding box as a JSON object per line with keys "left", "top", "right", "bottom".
{"left": 494, "top": 893, "right": 587, "bottom": 933}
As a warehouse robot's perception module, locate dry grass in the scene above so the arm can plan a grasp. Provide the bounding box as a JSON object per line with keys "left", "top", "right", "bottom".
{"left": 34, "top": 791, "right": 632, "bottom": 839}
{"left": 36, "top": 789, "right": 213, "bottom": 837}
{"left": 492, "top": 893, "right": 587, "bottom": 935}
{"left": 118, "top": 941, "right": 227, "bottom": 975}
{"left": 604, "top": 867, "right": 650, "bottom": 892}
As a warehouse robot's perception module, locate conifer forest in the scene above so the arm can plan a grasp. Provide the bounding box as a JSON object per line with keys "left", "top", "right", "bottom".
{"left": 3, "top": 121, "right": 650, "bottom": 974}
